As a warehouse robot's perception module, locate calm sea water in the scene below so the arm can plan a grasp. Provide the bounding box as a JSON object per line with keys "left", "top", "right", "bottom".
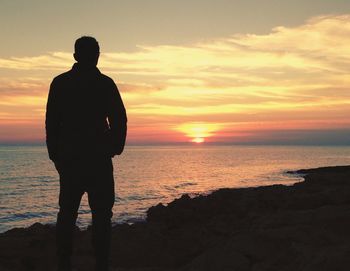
{"left": 1, "top": 145, "right": 350, "bottom": 233}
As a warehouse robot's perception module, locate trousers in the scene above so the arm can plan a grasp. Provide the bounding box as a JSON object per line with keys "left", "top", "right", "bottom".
{"left": 56, "top": 157, "right": 115, "bottom": 270}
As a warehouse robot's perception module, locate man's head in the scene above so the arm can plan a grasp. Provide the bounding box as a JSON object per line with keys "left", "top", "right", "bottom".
{"left": 74, "top": 36, "right": 100, "bottom": 67}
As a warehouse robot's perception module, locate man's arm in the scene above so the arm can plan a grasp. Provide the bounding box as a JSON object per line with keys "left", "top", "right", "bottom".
{"left": 45, "top": 79, "right": 60, "bottom": 163}
{"left": 107, "top": 81, "right": 127, "bottom": 156}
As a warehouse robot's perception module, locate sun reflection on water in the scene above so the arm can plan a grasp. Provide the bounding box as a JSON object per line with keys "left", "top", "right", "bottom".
{"left": 1, "top": 145, "right": 350, "bottom": 232}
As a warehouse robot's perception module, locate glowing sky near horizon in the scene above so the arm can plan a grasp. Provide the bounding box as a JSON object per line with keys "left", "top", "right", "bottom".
{"left": 1, "top": 0, "right": 350, "bottom": 144}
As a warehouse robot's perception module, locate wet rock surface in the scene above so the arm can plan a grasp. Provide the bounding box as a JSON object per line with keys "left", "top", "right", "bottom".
{"left": 1, "top": 166, "right": 350, "bottom": 271}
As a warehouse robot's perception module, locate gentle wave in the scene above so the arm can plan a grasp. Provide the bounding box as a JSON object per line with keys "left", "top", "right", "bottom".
{"left": 1, "top": 145, "right": 350, "bottom": 232}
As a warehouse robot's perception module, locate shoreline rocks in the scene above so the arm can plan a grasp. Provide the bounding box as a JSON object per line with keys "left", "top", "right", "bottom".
{"left": 1, "top": 165, "right": 350, "bottom": 270}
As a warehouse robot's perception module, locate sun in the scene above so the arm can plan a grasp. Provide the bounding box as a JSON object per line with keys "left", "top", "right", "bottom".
{"left": 192, "top": 137, "right": 205, "bottom": 143}
{"left": 175, "top": 122, "right": 221, "bottom": 143}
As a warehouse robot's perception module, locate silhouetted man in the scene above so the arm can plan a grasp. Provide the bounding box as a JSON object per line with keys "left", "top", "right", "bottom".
{"left": 46, "top": 36, "right": 127, "bottom": 271}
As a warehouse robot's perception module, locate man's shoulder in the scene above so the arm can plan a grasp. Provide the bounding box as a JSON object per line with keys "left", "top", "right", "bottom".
{"left": 99, "top": 72, "right": 116, "bottom": 86}
{"left": 51, "top": 70, "right": 73, "bottom": 85}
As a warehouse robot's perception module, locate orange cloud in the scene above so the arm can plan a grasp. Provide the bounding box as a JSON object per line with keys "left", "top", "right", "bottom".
{"left": 1, "top": 14, "right": 350, "bottom": 143}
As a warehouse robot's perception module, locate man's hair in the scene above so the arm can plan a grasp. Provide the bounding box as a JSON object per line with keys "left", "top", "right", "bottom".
{"left": 74, "top": 36, "right": 100, "bottom": 55}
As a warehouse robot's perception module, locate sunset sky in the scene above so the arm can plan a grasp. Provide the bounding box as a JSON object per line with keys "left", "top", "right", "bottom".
{"left": 1, "top": 0, "right": 350, "bottom": 144}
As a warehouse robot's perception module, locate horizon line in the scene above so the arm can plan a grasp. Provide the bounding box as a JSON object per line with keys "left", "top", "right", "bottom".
{"left": 0, "top": 141, "right": 349, "bottom": 147}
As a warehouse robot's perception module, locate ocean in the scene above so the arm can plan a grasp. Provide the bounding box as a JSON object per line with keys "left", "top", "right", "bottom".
{"left": 1, "top": 145, "right": 350, "bottom": 233}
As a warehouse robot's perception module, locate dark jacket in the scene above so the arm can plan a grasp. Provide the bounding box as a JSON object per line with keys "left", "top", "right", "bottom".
{"left": 45, "top": 63, "right": 127, "bottom": 162}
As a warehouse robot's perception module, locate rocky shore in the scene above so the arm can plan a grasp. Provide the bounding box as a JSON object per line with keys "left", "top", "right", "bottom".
{"left": 1, "top": 166, "right": 350, "bottom": 271}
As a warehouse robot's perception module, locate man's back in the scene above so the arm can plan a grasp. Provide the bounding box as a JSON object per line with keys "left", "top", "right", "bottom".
{"left": 46, "top": 63, "right": 127, "bottom": 162}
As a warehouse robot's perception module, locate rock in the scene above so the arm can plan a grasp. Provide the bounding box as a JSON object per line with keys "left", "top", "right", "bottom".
{"left": 1, "top": 165, "right": 350, "bottom": 270}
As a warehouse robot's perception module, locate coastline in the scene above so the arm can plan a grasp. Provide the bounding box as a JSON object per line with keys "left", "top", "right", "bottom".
{"left": 1, "top": 165, "right": 350, "bottom": 270}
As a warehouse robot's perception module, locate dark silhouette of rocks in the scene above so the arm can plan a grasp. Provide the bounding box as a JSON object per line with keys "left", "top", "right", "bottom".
{"left": 1, "top": 166, "right": 350, "bottom": 271}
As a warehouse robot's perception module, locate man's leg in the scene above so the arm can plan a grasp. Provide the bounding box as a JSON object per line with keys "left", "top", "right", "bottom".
{"left": 87, "top": 158, "right": 115, "bottom": 271}
{"left": 56, "top": 166, "right": 84, "bottom": 270}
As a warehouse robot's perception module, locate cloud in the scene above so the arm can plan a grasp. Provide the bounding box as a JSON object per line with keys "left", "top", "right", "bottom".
{"left": 0, "top": 52, "right": 72, "bottom": 70}
{"left": 1, "top": 14, "right": 350, "bottom": 143}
